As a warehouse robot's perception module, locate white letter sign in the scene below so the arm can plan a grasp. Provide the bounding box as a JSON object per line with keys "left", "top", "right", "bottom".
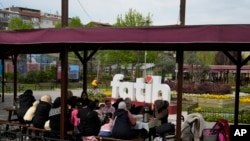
{"left": 110, "top": 74, "right": 171, "bottom": 103}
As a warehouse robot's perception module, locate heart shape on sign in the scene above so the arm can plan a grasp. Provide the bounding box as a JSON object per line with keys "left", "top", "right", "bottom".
{"left": 145, "top": 75, "right": 153, "bottom": 83}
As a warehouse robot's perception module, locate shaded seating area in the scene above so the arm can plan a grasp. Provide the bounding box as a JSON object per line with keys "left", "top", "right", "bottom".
{"left": 1, "top": 25, "right": 250, "bottom": 141}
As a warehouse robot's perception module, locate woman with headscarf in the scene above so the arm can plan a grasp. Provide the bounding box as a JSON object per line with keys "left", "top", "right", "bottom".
{"left": 112, "top": 101, "right": 145, "bottom": 140}
{"left": 32, "top": 94, "right": 52, "bottom": 129}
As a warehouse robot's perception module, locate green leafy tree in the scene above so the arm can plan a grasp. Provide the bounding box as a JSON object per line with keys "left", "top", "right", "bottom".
{"left": 113, "top": 8, "right": 152, "bottom": 26}
{"left": 197, "top": 51, "right": 216, "bottom": 65}
{"left": 184, "top": 51, "right": 201, "bottom": 81}
{"left": 55, "top": 22, "right": 62, "bottom": 28}
{"left": 8, "top": 17, "right": 33, "bottom": 30}
{"left": 68, "top": 16, "right": 83, "bottom": 28}
{"left": 55, "top": 16, "right": 83, "bottom": 28}
{"left": 96, "top": 8, "right": 155, "bottom": 78}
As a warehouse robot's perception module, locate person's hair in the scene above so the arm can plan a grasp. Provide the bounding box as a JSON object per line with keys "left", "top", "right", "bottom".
{"left": 67, "top": 90, "right": 73, "bottom": 99}
{"left": 102, "top": 112, "right": 113, "bottom": 125}
{"left": 105, "top": 99, "right": 111, "bottom": 104}
{"left": 52, "top": 97, "right": 61, "bottom": 108}
{"left": 100, "top": 103, "right": 105, "bottom": 107}
{"left": 88, "top": 101, "right": 96, "bottom": 110}
{"left": 24, "top": 89, "right": 33, "bottom": 95}
{"left": 81, "top": 91, "right": 88, "bottom": 98}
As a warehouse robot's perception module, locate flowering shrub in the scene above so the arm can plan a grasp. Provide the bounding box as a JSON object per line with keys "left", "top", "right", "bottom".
{"left": 103, "top": 90, "right": 112, "bottom": 97}
{"left": 240, "top": 96, "right": 250, "bottom": 103}
{"left": 87, "top": 89, "right": 106, "bottom": 102}
{"left": 200, "top": 94, "right": 233, "bottom": 99}
{"left": 194, "top": 107, "right": 202, "bottom": 112}
{"left": 164, "top": 81, "right": 232, "bottom": 94}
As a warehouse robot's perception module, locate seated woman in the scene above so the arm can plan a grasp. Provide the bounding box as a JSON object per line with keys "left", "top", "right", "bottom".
{"left": 16, "top": 89, "right": 36, "bottom": 124}
{"left": 150, "top": 98, "right": 170, "bottom": 139}
{"left": 124, "top": 97, "right": 143, "bottom": 115}
{"left": 49, "top": 97, "right": 62, "bottom": 138}
{"left": 112, "top": 101, "right": 147, "bottom": 140}
{"left": 32, "top": 94, "right": 52, "bottom": 129}
{"left": 77, "top": 101, "right": 101, "bottom": 141}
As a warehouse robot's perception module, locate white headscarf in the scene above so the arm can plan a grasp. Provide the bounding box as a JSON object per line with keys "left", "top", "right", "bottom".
{"left": 118, "top": 101, "right": 126, "bottom": 110}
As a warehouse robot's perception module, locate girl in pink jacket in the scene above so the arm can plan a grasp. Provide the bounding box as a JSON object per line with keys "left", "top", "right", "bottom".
{"left": 99, "top": 112, "right": 113, "bottom": 137}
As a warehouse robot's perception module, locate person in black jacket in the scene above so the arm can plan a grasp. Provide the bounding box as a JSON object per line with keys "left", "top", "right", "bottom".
{"left": 16, "top": 89, "right": 36, "bottom": 123}
{"left": 78, "top": 91, "right": 92, "bottom": 107}
{"left": 112, "top": 101, "right": 144, "bottom": 140}
{"left": 77, "top": 101, "right": 101, "bottom": 137}
{"left": 49, "top": 97, "right": 61, "bottom": 139}
{"left": 32, "top": 94, "right": 52, "bottom": 129}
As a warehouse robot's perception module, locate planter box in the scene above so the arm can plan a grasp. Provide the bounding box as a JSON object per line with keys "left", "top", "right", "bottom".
{"left": 168, "top": 104, "right": 177, "bottom": 114}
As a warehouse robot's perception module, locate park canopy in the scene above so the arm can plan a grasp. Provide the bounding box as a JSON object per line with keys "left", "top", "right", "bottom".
{"left": 0, "top": 24, "right": 250, "bottom": 55}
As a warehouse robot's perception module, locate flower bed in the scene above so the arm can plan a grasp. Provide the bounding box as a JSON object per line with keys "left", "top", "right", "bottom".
{"left": 197, "top": 98, "right": 234, "bottom": 108}
{"left": 183, "top": 94, "right": 234, "bottom": 108}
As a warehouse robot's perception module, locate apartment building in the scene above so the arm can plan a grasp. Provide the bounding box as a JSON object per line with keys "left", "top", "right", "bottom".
{"left": 0, "top": 8, "right": 19, "bottom": 30}
{"left": 0, "top": 6, "right": 61, "bottom": 30}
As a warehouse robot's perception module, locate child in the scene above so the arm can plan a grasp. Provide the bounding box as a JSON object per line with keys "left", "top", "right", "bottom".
{"left": 99, "top": 112, "right": 113, "bottom": 137}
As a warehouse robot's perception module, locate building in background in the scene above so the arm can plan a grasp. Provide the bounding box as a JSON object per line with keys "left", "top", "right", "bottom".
{"left": 0, "top": 6, "right": 62, "bottom": 30}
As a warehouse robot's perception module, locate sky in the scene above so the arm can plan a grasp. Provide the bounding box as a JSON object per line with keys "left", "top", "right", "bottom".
{"left": 1, "top": 0, "right": 250, "bottom": 26}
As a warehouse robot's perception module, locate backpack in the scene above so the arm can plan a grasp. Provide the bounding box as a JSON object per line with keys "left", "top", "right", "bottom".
{"left": 213, "top": 119, "right": 230, "bottom": 141}
{"left": 203, "top": 119, "right": 230, "bottom": 141}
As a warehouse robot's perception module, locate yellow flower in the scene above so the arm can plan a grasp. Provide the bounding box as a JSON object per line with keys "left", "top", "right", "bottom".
{"left": 103, "top": 90, "right": 112, "bottom": 97}
{"left": 200, "top": 94, "right": 232, "bottom": 99}
{"left": 194, "top": 107, "right": 202, "bottom": 112}
{"left": 240, "top": 97, "right": 250, "bottom": 103}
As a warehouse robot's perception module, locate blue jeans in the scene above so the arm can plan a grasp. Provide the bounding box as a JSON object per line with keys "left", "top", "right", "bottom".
{"left": 99, "top": 131, "right": 112, "bottom": 137}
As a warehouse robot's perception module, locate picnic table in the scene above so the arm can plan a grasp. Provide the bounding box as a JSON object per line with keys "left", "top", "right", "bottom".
{"left": 3, "top": 107, "right": 16, "bottom": 121}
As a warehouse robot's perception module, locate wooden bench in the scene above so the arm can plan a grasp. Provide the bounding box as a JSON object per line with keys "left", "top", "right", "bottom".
{"left": 36, "top": 82, "right": 54, "bottom": 90}
{"left": 95, "top": 136, "right": 144, "bottom": 141}
{"left": 27, "top": 126, "right": 51, "bottom": 140}
{"left": 27, "top": 127, "right": 75, "bottom": 140}
{"left": 0, "top": 120, "right": 29, "bottom": 138}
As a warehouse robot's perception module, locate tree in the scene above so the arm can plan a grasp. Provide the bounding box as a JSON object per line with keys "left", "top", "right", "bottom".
{"left": 215, "top": 51, "right": 238, "bottom": 65}
{"left": 113, "top": 8, "right": 152, "bottom": 27}
{"left": 96, "top": 8, "right": 155, "bottom": 78}
{"left": 55, "top": 16, "right": 83, "bottom": 28}
{"left": 197, "top": 51, "right": 216, "bottom": 65}
{"left": 8, "top": 17, "right": 33, "bottom": 30}
{"left": 68, "top": 16, "right": 83, "bottom": 28}
{"left": 8, "top": 17, "right": 33, "bottom": 77}
{"left": 184, "top": 51, "right": 201, "bottom": 81}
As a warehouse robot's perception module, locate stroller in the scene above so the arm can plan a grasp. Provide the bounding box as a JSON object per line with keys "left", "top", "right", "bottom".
{"left": 181, "top": 113, "right": 206, "bottom": 141}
